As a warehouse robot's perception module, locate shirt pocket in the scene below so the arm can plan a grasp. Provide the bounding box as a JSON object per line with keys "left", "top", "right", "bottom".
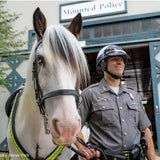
{"left": 127, "top": 102, "right": 139, "bottom": 125}
{"left": 92, "top": 100, "right": 116, "bottom": 127}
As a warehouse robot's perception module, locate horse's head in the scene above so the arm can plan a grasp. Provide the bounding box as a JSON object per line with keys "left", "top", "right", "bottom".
{"left": 32, "top": 8, "right": 90, "bottom": 146}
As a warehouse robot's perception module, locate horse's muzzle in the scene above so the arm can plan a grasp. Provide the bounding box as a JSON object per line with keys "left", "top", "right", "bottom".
{"left": 51, "top": 117, "right": 81, "bottom": 145}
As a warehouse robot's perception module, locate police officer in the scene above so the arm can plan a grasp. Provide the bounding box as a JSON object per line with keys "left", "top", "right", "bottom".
{"left": 75, "top": 45, "right": 155, "bottom": 160}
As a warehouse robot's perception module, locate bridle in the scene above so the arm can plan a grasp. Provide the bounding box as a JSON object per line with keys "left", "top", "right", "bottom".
{"left": 32, "top": 39, "right": 80, "bottom": 134}
{"left": 32, "top": 40, "right": 93, "bottom": 159}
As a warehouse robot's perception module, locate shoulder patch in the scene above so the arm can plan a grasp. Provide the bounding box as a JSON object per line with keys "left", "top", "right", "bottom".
{"left": 79, "top": 95, "right": 83, "bottom": 104}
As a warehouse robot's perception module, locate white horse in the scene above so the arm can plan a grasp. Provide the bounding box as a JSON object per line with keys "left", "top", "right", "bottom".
{"left": 7, "top": 8, "right": 90, "bottom": 160}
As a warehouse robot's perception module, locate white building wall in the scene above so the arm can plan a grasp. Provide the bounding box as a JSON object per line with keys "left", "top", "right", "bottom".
{"left": 4, "top": 0, "right": 160, "bottom": 49}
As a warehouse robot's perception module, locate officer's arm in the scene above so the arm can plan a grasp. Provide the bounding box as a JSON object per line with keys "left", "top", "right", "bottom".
{"left": 144, "top": 128, "right": 155, "bottom": 160}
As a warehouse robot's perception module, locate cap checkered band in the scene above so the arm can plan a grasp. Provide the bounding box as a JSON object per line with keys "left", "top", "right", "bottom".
{"left": 105, "top": 49, "right": 126, "bottom": 55}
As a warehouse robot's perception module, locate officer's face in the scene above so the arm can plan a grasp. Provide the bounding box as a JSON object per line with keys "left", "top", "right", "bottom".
{"left": 106, "top": 56, "right": 125, "bottom": 76}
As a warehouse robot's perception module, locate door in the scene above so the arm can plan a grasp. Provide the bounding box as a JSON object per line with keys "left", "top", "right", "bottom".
{"left": 149, "top": 41, "right": 160, "bottom": 155}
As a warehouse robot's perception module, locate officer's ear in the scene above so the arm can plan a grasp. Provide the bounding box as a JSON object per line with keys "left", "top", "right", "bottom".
{"left": 101, "top": 60, "right": 107, "bottom": 72}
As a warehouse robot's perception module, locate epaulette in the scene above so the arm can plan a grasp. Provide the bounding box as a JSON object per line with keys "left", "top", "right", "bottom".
{"left": 125, "top": 87, "right": 140, "bottom": 100}
{"left": 82, "top": 83, "right": 99, "bottom": 93}
{"left": 90, "top": 83, "right": 99, "bottom": 88}
{"left": 126, "top": 86, "right": 134, "bottom": 90}
{"left": 126, "top": 87, "right": 137, "bottom": 93}
{"left": 81, "top": 83, "right": 99, "bottom": 105}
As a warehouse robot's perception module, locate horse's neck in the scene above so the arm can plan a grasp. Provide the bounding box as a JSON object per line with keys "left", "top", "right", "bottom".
{"left": 15, "top": 50, "right": 42, "bottom": 134}
{"left": 16, "top": 82, "right": 40, "bottom": 123}
{"left": 15, "top": 79, "right": 54, "bottom": 156}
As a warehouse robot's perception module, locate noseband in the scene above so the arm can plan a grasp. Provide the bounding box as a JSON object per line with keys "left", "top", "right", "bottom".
{"left": 32, "top": 40, "right": 79, "bottom": 134}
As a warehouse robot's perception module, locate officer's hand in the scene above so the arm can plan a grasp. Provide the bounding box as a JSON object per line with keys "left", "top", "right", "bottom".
{"left": 77, "top": 143, "right": 100, "bottom": 160}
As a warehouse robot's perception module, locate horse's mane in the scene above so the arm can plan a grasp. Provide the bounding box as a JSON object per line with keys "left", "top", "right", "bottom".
{"left": 42, "top": 25, "right": 90, "bottom": 89}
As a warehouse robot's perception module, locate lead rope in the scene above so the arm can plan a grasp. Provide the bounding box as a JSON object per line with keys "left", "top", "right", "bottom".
{"left": 68, "top": 137, "right": 108, "bottom": 159}
{"left": 74, "top": 137, "right": 127, "bottom": 160}
{"left": 77, "top": 137, "right": 108, "bottom": 160}
{"left": 67, "top": 145, "right": 86, "bottom": 158}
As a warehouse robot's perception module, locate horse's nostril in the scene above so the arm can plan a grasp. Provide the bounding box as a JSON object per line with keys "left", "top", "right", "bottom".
{"left": 52, "top": 119, "right": 60, "bottom": 135}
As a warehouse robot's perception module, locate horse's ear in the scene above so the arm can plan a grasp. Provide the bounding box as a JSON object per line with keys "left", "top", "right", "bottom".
{"left": 68, "top": 13, "right": 82, "bottom": 39}
{"left": 33, "top": 7, "right": 46, "bottom": 41}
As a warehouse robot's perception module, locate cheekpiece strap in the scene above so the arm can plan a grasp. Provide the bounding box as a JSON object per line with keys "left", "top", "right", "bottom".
{"left": 35, "top": 39, "right": 42, "bottom": 53}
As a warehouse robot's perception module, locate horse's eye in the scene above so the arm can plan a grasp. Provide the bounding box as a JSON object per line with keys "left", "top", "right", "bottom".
{"left": 37, "top": 55, "right": 45, "bottom": 66}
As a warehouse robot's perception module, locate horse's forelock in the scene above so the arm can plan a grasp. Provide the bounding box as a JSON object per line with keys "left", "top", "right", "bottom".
{"left": 43, "top": 25, "right": 90, "bottom": 89}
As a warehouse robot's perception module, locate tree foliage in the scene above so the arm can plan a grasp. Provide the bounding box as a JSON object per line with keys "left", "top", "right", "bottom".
{"left": 0, "top": 0, "right": 25, "bottom": 86}
{"left": 0, "top": 0, "right": 25, "bottom": 54}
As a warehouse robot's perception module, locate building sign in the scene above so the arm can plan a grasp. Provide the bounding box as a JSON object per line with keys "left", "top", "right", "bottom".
{"left": 59, "top": 0, "right": 127, "bottom": 22}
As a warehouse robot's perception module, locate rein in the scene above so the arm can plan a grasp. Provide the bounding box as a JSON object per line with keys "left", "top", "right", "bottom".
{"left": 9, "top": 89, "right": 65, "bottom": 160}
{"left": 32, "top": 40, "right": 80, "bottom": 134}
{"left": 68, "top": 137, "right": 108, "bottom": 159}
{"left": 73, "top": 137, "right": 126, "bottom": 160}
{"left": 9, "top": 40, "right": 80, "bottom": 160}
